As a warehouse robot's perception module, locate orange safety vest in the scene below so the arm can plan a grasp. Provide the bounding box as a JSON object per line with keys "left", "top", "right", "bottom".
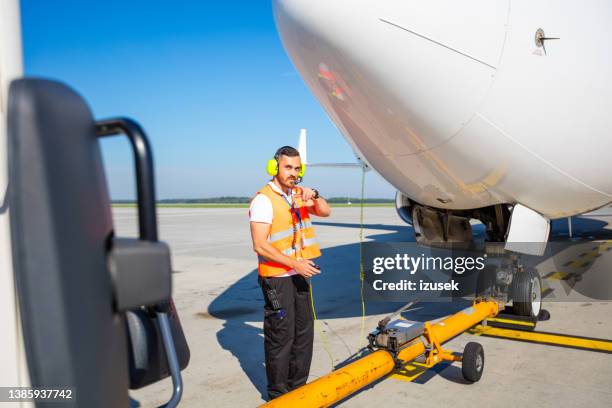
{"left": 252, "top": 184, "right": 321, "bottom": 277}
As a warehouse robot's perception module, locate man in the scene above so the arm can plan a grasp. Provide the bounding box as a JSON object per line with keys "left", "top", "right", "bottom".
{"left": 249, "top": 145, "right": 331, "bottom": 400}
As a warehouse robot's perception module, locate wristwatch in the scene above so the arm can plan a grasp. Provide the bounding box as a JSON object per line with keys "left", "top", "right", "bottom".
{"left": 313, "top": 189, "right": 320, "bottom": 199}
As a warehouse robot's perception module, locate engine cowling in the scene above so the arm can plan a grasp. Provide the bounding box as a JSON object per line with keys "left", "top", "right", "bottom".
{"left": 395, "top": 191, "right": 414, "bottom": 225}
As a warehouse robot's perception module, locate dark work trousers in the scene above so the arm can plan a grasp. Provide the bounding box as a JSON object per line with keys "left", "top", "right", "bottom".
{"left": 259, "top": 274, "right": 314, "bottom": 400}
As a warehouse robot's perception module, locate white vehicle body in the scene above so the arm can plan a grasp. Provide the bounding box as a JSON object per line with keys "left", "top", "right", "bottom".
{"left": 0, "top": 0, "right": 28, "bottom": 393}
{"left": 273, "top": 0, "right": 612, "bottom": 220}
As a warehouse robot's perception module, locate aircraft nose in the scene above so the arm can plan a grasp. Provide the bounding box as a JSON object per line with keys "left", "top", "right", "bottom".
{"left": 273, "top": 0, "right": 509, "bottom": 153}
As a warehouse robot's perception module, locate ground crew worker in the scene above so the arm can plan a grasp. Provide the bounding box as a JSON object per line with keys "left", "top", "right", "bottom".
{"left": 249, "top": 145, "right": 331, "bottom": 400}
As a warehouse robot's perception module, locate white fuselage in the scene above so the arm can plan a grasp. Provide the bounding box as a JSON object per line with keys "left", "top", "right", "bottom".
{"left": 273, "top": 0, "right": 612, "bottom": 219}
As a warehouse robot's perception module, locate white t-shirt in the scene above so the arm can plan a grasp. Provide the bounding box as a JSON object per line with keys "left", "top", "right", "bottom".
{"left": 249, "top": 182, "right": 297, "bottom": 277}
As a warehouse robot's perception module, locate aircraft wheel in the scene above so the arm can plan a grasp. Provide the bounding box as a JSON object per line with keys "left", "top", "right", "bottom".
{"left": 462, "top": 342, "right": 484, "bottom": 383}
{"left": 511, "top": 268, "right": 542, "bottom": 318}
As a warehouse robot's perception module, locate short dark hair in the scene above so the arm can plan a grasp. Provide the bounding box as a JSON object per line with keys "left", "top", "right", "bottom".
{"left": 274, "top": 146, "right": 300, "bottom": 160}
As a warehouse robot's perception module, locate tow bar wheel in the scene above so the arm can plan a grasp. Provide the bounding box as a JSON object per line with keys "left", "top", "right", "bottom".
{"left": 462, "top": 342, "right": 484, "bottom": 383}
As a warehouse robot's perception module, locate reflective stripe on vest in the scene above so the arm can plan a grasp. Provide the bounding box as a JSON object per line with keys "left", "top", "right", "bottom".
{"left": 253, "top": 184, "right": 321, "bottom": 277}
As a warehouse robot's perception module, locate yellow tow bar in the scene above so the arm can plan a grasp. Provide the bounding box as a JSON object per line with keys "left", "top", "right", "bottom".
{"left": 470, "top": 323, "right": 612, "bottom": 353}
{"left": 261, "top": 300, "right": 500, "bottom": 408}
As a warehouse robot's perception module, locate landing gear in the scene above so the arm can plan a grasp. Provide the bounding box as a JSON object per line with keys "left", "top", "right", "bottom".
{"left": 461, "top": 342, "right": 484, "bottom": 383}
{"left": 510, "top": 268, "right": 542, "bottom": 318}
{"left": 478, "top": 246, "right": 544, "bottom": 319}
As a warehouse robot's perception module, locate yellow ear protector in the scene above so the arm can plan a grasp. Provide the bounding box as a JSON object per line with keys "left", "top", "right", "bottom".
{"left": 266, "top": 147, "right": 306, "bottom": 178}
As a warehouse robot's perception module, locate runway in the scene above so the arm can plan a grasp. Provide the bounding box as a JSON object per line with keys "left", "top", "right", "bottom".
{"left": 120, "top": 206, "right": 612, "bottom": 407}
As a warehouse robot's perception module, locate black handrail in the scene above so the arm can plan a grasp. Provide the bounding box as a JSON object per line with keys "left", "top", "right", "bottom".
{"left": 96, "top": 118, "right": 182, "bottom": 408}
{"left": 96, "top": 118, "right": 158, "bottom": 242}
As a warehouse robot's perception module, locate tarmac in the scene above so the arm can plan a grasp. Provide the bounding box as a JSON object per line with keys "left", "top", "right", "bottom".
{"left": 121, "top": 206, "right": 612, "bottom": 408}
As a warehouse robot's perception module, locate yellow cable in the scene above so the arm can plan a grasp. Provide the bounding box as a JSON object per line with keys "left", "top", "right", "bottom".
{"left": 308, "top": 165, "right": 368, "bottom": 369}
{"left": 309, "top": 282, "right": 335, "bottom": 370}
{"left": 358, "top": 165, "right": 366, "bottom": 350}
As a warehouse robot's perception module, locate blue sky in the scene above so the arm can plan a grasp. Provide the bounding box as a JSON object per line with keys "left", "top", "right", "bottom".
{"left": 20, "top": 0, "right": 395, "bottom": 199}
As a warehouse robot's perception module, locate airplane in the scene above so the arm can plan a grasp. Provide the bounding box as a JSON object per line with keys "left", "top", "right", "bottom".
{"left": 273, "top": 0, "right": 612, "bottom": 317}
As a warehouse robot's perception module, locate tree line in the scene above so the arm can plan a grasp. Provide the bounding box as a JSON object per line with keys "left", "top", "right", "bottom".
{"left": 113, "top": 196, "right": 393, "bottom": 204}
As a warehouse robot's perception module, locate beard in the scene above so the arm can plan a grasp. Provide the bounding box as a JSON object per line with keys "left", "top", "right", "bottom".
{"left": 278, "top": 176, "right": 296, "bottom": 191}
